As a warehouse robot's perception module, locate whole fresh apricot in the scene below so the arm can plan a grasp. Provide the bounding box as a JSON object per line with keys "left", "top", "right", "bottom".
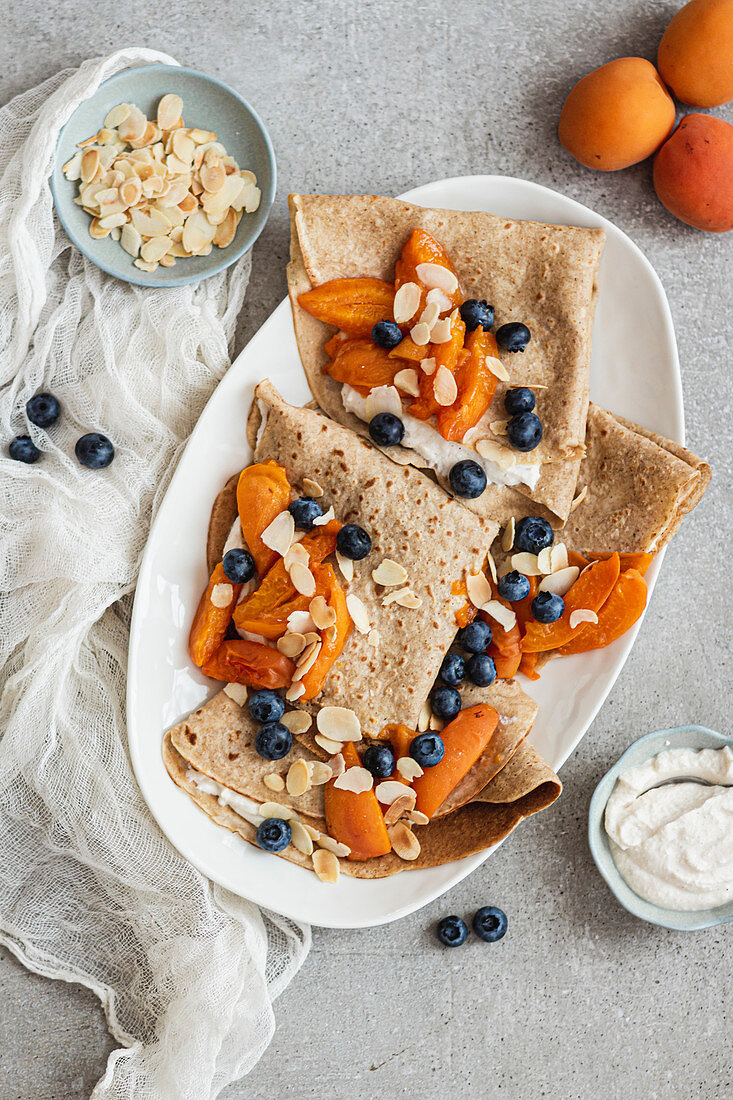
{"left": 559, "top": 58, "right": 676, "bottom": 171}
{"left": 658, "top": 0, "right": 733, "bottom": 108}
{"left": 653, "top": 114, "right": 733, "bottom": 232}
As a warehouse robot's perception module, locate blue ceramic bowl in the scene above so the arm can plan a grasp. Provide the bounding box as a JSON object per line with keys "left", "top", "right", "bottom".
{"left": 50, "top": 64, "right": 276, "bottom": 288}
{"left": 589, "top": 725, "right": 733, "bottom": 931}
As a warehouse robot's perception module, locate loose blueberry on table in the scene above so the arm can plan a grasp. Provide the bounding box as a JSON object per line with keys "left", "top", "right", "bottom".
{"left": 254, "top": 721, "right": 292, "bottom": 761}
{"left": 459, "top": 298, "right": 494, "bottom": 332}
{"left": 75, "top": 432, "right": 114, "bottom": 469}
{"left": 371, "top": 320, "right": 403, "bottom": 349}
{"left": 26, "top": 392, "right": 61, "bottom": 428}
{"left": 336, "top": 523, "right": 372, "bottom": 561}
{"left": 8, "top": 436, "right": 41, "bottom": 463}
{"left": 430, "top": 685, "right": 462, "bottom": 722}
{"left": 449, "top": 459, "right": 487, "bottom": 499}
{"left": 249, "top": 689, "right": 285, "bottom": 725}
{"left": 363, "top": 742, "right": 395, "bottom": 779}
{"left": 497, "top": 570, "right": 531, "bottom": 602}
{"left": 222, "top": 548, "right": 255, "bottom": 584}
{"left": 495, "top": 321, "right": 531, "bottom": 353}
{"left": 288, "top": 497, "right": 323, "bottom": 530}
{"left": 531, "top": 591, "right": 565, "bottom": 624}
{"left": 514, "top": 516, "right": 554, "bottom": 555}
{"left": 369, "top": 411, "right": 405, "bottom": 446}
{"left": 410, "top": 732, "right": 445, "bottom": 768}
{"left": 472, "top": 906, "right": 508, "bottom": 942}
{"left": 507, "top": 411, "right": 543, "bottom": 452}
{"left": 466, "top": 653, "right": 496, "bottom": 687}
{"left": 256, "top": 818, "right": 291, "bottom": 853}
{"left": 439, "top": 652, "right": 465, "bottom": 686}
{"left": 457, "top": 619, "right": 492, "bottom": 654}
{"left": 436, "top": 915, "right": 468, "bottom": 947}
{"left": 504, "top": 387, "right": 535, "bottom": 416}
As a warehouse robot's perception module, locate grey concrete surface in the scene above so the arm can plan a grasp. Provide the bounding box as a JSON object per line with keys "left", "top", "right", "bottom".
{"left": 1, "top": 1, "right": 731, "bottom": 1097}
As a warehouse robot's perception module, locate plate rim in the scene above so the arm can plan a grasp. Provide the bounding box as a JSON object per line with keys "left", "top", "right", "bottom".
{"left": 127, "top": 174, "right": 684, "bottom": 927}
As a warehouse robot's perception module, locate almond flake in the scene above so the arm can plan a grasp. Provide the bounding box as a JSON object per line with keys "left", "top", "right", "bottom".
{"left": 551, "top": 543, "right": 569, "bottom": 572}
{"left": 301, "top": 821, "right": 321, "bottom": 841}
{"left": 372, "top": 558, "right": 408, "bottom": 587}
{"left": 310, "top": 761, "right": 333, "bottom": 785}
{"left": 365, "top": 384, "right": 402, "bottom": 420}
{"left": 317, "top": 706, "right": 362, "bottom": 743}
{"left": 290, "top": 561, "right": 316, "bottom": 597}
{"left": 420, "top": 356, "right": 437, "bottom": 375}
{"left": 570, "top": 608, "right": 598, "bottom": 630}
{"left": 264, "top": 773, "right": 285, "bottom": 792}
{"left": 486, "top": 356, "right": 510, "bottom": 381}
{"left": 316, "top": 836, "right": 350, "bottom": 858}
{"left": 105, "top": 103, "right": 131, "bottom": 129}
{"left": 309, "top": 595, "right": 337, "bottom": 630}
{"left": 375, "top": 780, "right": 410, "bottom": 805}
{"left": 397, "top": 589, "right": 422, "bottom": 609}
{"left": 429, "top": 713, "right": 445, "bottom": 731}
{"left": 408, "top": 809, "right": 430, "bottom": 826}
{"left": 417, "top": 700, "right": 431, "bottom": 732}
{"left": 287, "top": 610, "right": 316, "bottom": 634}
{"left": 475, "top": 437, "right": 516, "bottom": 469}
{"left": 329, "top": 752, "right": 345, "bottom": 777}
{"left": 210, "top": 582, "right": 234, "bottom": 608}
{"left": 223, "top": 682, "right": 248, "bottom": 707}
{"left": 490, "top": 419, "right": 509, "bottom": 436}
{"left": 396, "top": 757, "right": 424, "bottom": 782}
{"left": 487, "top": 551, "right": 498, "bottom": 585}
{"left": 393, "top": 281, "right": 421, "bottom": 324}
{"left": 384, "top": 790, "right": 417, "bottom": 825}
{"left": 277, "top": 632, "right": 307, "bottom": 658}
{"left": 425, "top": 287, "right": 453, "bottom": 312}
{"left": 294, "top": 640, "right": 321, "bottom": 678}
{"left": 280, "top": 710, "right": 312, "bottom": 735}
{"left": 286, "top": 759, "right": 312, "bottom": 797}
{"left": 466, "top": 570, "right": 492, "bottom": 609}
{"left": 261, "top": 509, "right": 294, "bottom": 557}
{"left": 539, "top": 566, "right": 580, "bottom": 596}
{"left": 260, "top": 802, "right": 295, "bottom": 821}
{"left": 483, "top": 600, "right": 517, "bottom": 631}
{"left": 314, "top": 733, "right": 343, "bottom": 755}
{"left": 156, "top": 93, "right": 183, "bottom": 131}
{"left": 312, "top": 506, "right": 335, "bottom": 527}
{"left": 284, "top": 542, "right": 310, "bottom": 571}
{"left": 367, "top": 629, "right": 380, "bottom": 648}
{"left": 410, "top": 321, "right": 431, "bottom": 346}
{"left": 511, "top": 552, "right": 542, "bottom": 576}
{"left": 434, "top": 365, "right": 458, "bottom": 406}
{"left": 570, "top": 485, "right": 588, "bottom": 512}
{"left": 418, "top": 300, "right": 440, "bottom": 329}
{"left": 302, "top": 477, "right": 324, "bottom": 498}
{"left": 346, "top": 593, "right": 371, "bottom": 634}
{"left": 286, "top": 682, "right": 306, "bottom": 702}
{"left": 333, "top": 766, "right": 373, "bottom": 794}
{"left": 393, "top": 368, "right": 420, "bottom": 397}
{"left": 430, "top": 316, "right": 453, "bottom": 343}
{"left": 312, "top": 848, "right": 340, "bottom": 883}
{"left": 537, "top": 547, "right": 554, "bottom": 575}
{"left": 415, "top": 262, "right": 459, "bottom": 295}
{"left": 336, "top": 550, "right": 354, "bottom": 583}
{"left": 290, "top": 819, "right": 314, "bottom": 856}
{"left": 388, "top": 820, "right": 421, "bottom": 861}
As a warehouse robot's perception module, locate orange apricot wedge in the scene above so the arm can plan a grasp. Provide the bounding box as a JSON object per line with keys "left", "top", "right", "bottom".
{"left": 412, "top": 704, "right": 500, "bottom": 819}
{"left": 521, "top": 553, "right": 621, "bottom": 653}
{"left": 188, "top": 561, "right": 241, "bottom": 667}
{"left": 556, "top": 568, "right": 647, "bottom": 655}
{"left": 324, "top": 742, "right": 392, "bottom": 861}
{"left": 236, "top": 461, "right": 291, "bottom": 578}
{"left": 298, "top": 277, "right": 395, "bottom": 336}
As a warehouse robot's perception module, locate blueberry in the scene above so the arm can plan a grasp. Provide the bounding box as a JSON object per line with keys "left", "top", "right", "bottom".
{"left": 75, "top": 432, "right": 114, "bottom": 469}
{"left": 372, "top": 320, "right": 403, "bottom": 349}
{"left": 449, "top": 459, "right": 487, "bottom": 499}
{"left": 430, "top": 686, "right": 461, "bottom": 722}
{"left": 504, "top": 387, "right": 535, "bottom": 416}
{"left": 26, "top": 392, "right": 61, "bottom": 428}
{"left": 472, "top": 905, "right": 508, "bottom": 942}
{"left": 436, "top": 915, "right": 468, "bottom": 947}
{"left": 369, "top": 412, "right": 405, "bottom": 447}
{"left": 497, "top": 570, "right": 531, "bottom": 603}
{"left": 256, "top": 817, "right": 292, "bottom": 853}
{"left": 466, "top": 653, "right": 496, "bottom": 687}
{"left": 439, "top": 652, "right": 465, "bottom": 686}
{"left": 223, "top": 548, "right": 256, "bottom": 584}
{"left": 459, "top": 298, "right": 494, "bottom": 332}
{"left": 507, "top": 412, "right": 543, "bottom": 452}
{"left": 495, "top": 322, "right": 531, "bottom": 353}
{"left": 457, "top": 619, "right": 492, "bottom": 654}
{"left": 8, "top": 436, "right": 41, "bottom": 463}
{"left": 249, "top": 689, "right": 286, "bottom": 725}
{"left": 410, "top": 732, "right": 445, "bottom": 768}
{"left": 363, "top": 743, "right": 395, "bottom": 779}
{"left": 336, "top": 523, "right": 372, "bottom": 561}
{"left": 531, "top": 591, "right": 565, "bottom": 624}
{"left": 514, "top": 516, "right": 554, "bottom": 555}
{"left": 254, "top": 721, "right": 292, "bottom": 761}
{"left": 289, "top": 497, "right": 323, "bottom": 530}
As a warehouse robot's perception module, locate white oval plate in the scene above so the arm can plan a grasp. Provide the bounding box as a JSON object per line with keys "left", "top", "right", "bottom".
{"left": 128, "top": 175, "right": 683, "bottom": 928}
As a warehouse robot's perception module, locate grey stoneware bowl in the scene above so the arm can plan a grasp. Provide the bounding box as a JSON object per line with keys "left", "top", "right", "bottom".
{"left": 50, "top": 63, "right": 276, "bottom": 288}
{"left": 588, "top": 725, "right": 733, "bottom": 932}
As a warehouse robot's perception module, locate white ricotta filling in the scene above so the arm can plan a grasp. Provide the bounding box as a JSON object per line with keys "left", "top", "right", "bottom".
{"left": 186, "top": 768, "right": 264, "bottom": 826}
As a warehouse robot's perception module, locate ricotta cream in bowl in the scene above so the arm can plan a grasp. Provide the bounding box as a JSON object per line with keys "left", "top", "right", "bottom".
{"left": 588, "top": 726, "right": 733, "bottom": 931}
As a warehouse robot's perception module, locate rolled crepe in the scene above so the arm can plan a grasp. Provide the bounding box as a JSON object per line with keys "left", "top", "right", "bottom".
{"left": 288, "top": 193, "right": 605, "bottom": 521}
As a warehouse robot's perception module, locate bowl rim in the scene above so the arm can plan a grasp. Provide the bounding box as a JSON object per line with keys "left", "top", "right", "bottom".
{"left": 588, "top": 724, "right": 733, "bottom": 932}
{"left": 50, "top": 62, "right": 277, "bottom": 288}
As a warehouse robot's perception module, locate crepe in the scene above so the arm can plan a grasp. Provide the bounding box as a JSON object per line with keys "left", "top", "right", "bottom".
{"left": 244, "top": 380, "right": 497, "bottom": 736}
{"left": 288, "top": 193, "right": 606, "bottom": 521}
{"left": 163, "top": 680, "right": 559, "bottom": 879}
{"left": 561, "top": 404, "right": 711, "bottom": 553}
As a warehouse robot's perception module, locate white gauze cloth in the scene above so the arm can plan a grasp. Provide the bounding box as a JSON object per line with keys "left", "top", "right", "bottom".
{"left": 0, "top": 48, "right": 310, "bottom": 1099}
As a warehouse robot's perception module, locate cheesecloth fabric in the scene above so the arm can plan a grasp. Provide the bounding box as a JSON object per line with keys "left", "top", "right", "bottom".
{"left": 0, "top": 48, "right": 310, "bottom": 1099}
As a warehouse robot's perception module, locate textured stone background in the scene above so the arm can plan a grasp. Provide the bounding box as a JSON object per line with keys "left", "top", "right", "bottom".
{"left": 1, "top": 2, "right": 731, "bottom": 1097}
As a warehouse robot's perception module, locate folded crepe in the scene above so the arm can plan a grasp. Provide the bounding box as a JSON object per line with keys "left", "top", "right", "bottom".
{"left": 233, "top": 381, "right": 498, "bottom": 736}
{"left": 288, "top": 193, "right": 606, "bottom": 522}
{"left": 163, "top": 680, "right": 560, "bottom": 879}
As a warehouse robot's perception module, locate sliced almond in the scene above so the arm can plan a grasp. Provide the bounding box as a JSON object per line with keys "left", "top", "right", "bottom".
{"left": 384, "top": 790, "right": 417, "bottom": 825}
{"left": 551, "top": 543, "right": 569, "bottom": 572}
{"left": 294, "top": 639, "right": 321, "bottom": 678}
{"left": 317, "top": 706, "right": 362, "bottom": 743}
{"left": 156, "top": 94, "right": 183, "bottom": 131}
{"left": 539, "top": 566, "right": 580, "bottom": 596}
{"left": 482, "top": 600, "right": 517, "bottom": 631}
{"left": 310, "top": 761, "right": 333, "bottom": 785}
{"left": 310, "top": 595, "right": 337, "bottom": 630}
{"left": 140, "top": 235, "right": 172, "bottom": 263}
{"left": 286, "top": 759, "right": 312, "bottom": 797}
{"left": 280, "top": 710, "right": 312, "bottom": 734}
{"left": 365, "top": 384, "right": 402, "bottom": 420}
{"left": 287, "top": 610, "right": 316, "bottom": 634}
{"left": 430, "top": 316, "right": 453, "bottom": 343}
{"left": 393, "top": 281, "right": 421, "bottom": 324}
{"left": 396, "top": 757, "right": 424, "bottom": 782}
{"left": 263, "top": 773, "right": 285, "bottom": 793}
{"left": 375, "top": 780, "right": 410, "bottom": 805}
{"left": 210, "top": 582, "right": 234, "bottom": 608}
{"left": 415, "top": 262, "right": 459, "bottom": 295}
{"left": 466, "top": 570, "right": 492, "bottom": 609}
{"left": 312, "top": 506, "right": 335, "bottom": 527}
{"left": 367, "top": 628, "right": 380, "bottom": 648}
{"left": 316, "top": 835, "right": 350, "bottom": 858}
{"left": 434, "top": 365, "right": 458, "bottom": 406}
{"left": 260, "top": 802, "right": 295, "bottom": 821}
{"left": 302, "top": 477, "right": 324, "bottom": 498}
{"left": 213, "top": 208, "right": 237, "bottom": 248}
{"left": 418, "top": 300, "right": 440, "bottom": 329}
{"left": 490, "top": 419, "right": 509, "bottom": 436}
{"left": 284, "top": 542, "right": 310, "bottom": 571}
{"left": 537, "top": 546, "right": 554, "bottom": 575}
{"left": 172, "top": 129, "right": 195, "bottom": 165}
{"left": 417, "top": 700, "right": 431, "bottom": 732}
{"left": 487, "top": 550, "right": 498, "bottom": 585}
{"left": 475, "top": 437, "right": 516, "bottom": 469}
{"left": 314, "top": 732, "right": 343, "bottom": 755}
{"left": 312, "top": 848, "right": 339, "bottom": 883}
{"left": 118, "top": 105, "right": 147, "bottom": 143}
{"left": 388, "top": 820, "right": 421, "bottom": 861}
{"left": 105, "top": 103, "right": 131, "bottom": 129}
{"left": 511, "top": 552, "right": 542, "bottom": 576}
{"left": 290, "top": 561, "right": 316, "bottom": 597}
{"left": 346, "top": 593, "right": 370, "bottom": 634}
{"left": 429, "top": 713, "right": 445, "bottom": 731}
{"left": 408, "top": 809, "right": 430, "bottom": 826}
{"left": 425, "top": 286, "right": 453, "bottom": 312}
{"left": 486, "top": 355, "right": 510, "bottom": 382}
{"left": 570, "top": 608, "right": 598, "bottom": 630}
{"left": 570, "top": 484, "right": 588, "bottom": 512}
{"left": 501, "top": 517, "right": 515, "bottom": 553}
{"left": 333, "top": 766, "right": 373, "bottom": 794}
{"left": 290, "top": 819, "right": 314, "bottom": 856}
{"left": 393, "top": 368, "right": 420, "bottom": 397}
{"left": 335, "top": 550, "right": 354, "bottom": 583}
{"left": 329, "top": 752, "right": 345, "bottom": 778}
{"left": 277, "top": 632, "right": 306, "bottom": 658}
{"left": 410, "top": 321, "right": 431, "bottom": 346}
{"left": 81, "top": 148, "right": 100, "bottom": 183}
{"left": 223, "top": 682, "right": 248, "bottom": 707}
{"left": 420, "top": 356, "right": 437, "bottom": 375}
{"left": 261, "top": 509, "right": 295, "bottom": 557}
{"left": 372, "top": 559, "right": 408, "bottom": 587}
{"left": 286, "top": 682, "right": 306, "bottom": 702}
